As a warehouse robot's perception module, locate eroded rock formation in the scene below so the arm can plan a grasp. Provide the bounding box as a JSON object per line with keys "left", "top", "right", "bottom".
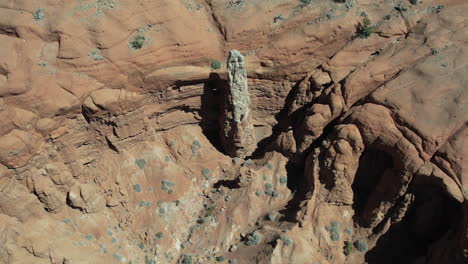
{"left": 0, "top": 1, "right": 466, "bottom": 264}
{"left": 220, "top": 50, "right": 256, "bottom": 158}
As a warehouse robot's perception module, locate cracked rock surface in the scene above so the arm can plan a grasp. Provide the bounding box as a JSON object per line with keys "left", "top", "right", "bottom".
{"left": 0, "top": 0, "right": 466, "bottom": 263}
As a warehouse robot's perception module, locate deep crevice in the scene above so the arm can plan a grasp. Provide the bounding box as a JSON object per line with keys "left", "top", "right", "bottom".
{"left": 365, "top": 184, "right": 462, "bottom": 264}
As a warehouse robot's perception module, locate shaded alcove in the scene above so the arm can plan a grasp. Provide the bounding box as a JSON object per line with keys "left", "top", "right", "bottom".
{"left": 364, "top": 184, "right": 462, "bottom": 264}
{"left": 352, "top": 149, "right": 394, "bottom": 219}
{"left": 198, "top": 73, "right": 228, "bottom": 154}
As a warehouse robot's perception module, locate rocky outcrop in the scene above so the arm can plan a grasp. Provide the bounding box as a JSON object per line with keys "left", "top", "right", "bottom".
{"left": 0, "top": 1, "right": 466, "bottom": 264}
{"left": 220, "top": 50, "right": 256, "bottom": 158}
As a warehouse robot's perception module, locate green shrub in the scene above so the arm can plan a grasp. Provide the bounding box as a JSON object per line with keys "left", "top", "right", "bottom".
{"left": 181, "top": 254, "right": 192, "bottom": 264}
{"left": 325, "top": 221, "right": 341, "bottom": 241}
{"left": 211, "top": 60, "right": 222, "bottom": 70}
{"left": 410, "top": 0, "right": 418, "bottom": 5}
{"left": 245, "top": 231, "right": 260, "bottom": 246}
{"left": 255, "top": 191, "right": 263, "bottom": 197}
{"left": 280, "top": 176, "right": 287, "bottom": 184}
{"left": 216, "top": 256, "right": 226, "bottom": 262}
{"left": 34, "top": 8, "right": 45, "bottom": 21}
{"left": 356, "top": 17, "right": 374, "bottom": 39}
{"left": 155, "top": 232, "right": 164, "bottom": 239}
{"left": 299, "top": 0, "right": 312, "bottom": 5}
{"left": 265, "top": 183, "right": 273, "bottom": 190}
{"left": 135, "top": 159, "right": 146, "bottom": 169}
{"left": 130, "top": 35, "right": 146, "bottom": 49}
{"left": 280, "top": 235, "right": 293, "bottom": 246}
{"left": 202, "top": 168, "right": 211, "bottom": 179}
{"left": 354, "top": 240, "right": 368, "bottom": 252}
{"left": 134, "top": 184, "right": 142, "bottom": 192}
{"left": 394, "top": 4, "right": 407, "bottom": 13}
{"left": 343, "top": 240, "right": 353, "bottom": 256}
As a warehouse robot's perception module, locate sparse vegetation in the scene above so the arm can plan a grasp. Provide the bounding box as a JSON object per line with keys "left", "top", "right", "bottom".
{"left": 135, "top": 159, "right": 146, "bottom": 169}
{"left": 202, "top": 168, "right": 211, "bottom": 179}
{"left": 130, "top": 35, "right": 145, "bottom": 49}
{"left": 134, "top": 184, "right": 142, "bottom": 192}
{"left": 34, "top": 8, "right": 45, "bottom": 21}
{"left": 273, "top": 15, "right": 284, "bottom": 23}
{"left": 155, "top": 232, "right": 164, "bottom": 239}
{"left": 325, "top": 221, "right": 341, "bottom": 241}
{"left": 356, "top": 17, "right": 375, "bottom": 39}
{"left": 344, "top": 240, "right": 353, "bottom": 256}
{"left": 280, "top": 235, "right": 293, "bottom": 246}
{"left": 245, "top": 231, "right": 260, "bottom": 246}
{"left": 181, "top": 254, "right": 192, "bottom": 264}
{"left": 280, "top": 176, "right": 287, "bottom": 184}
{"left": 211, "top": 60, "right": 222, "bottom": 70}
{"left": 395, "top": 4, "right": 408, "bottom": 13}
{"left": 354, "top": 240, "right": 368, "bottom": 252}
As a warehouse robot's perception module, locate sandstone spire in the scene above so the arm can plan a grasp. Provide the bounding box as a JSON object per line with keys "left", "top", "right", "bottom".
{"left": 219, "top": 50, "right": 255, "bottom": 158}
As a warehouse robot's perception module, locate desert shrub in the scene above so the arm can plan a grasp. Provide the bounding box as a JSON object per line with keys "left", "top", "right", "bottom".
{"left": 135, "top": 159, "right": 146, "bottom": 169}
{"left": 181, "top": 254, "right": 192, "bottom": 264}
{"left": 130, "top": 35, "right": 145, "bottom": 49}
{"left": 202, "top": 168, "right": 211, "bottom": 179}
{"left": 273, "top": 15, "right": 284, "bottom": 23}
{"left": 216, "top": 256, "right": 226, "bottom": 262}
{"left": 211, "top": 60, "right": 222, "bottom": 70}
{"left": 280, "top": 176, "right": 287, "bottom": 184}
{"left": 410, "top": 0, "right": 418, "bottom": 5}
{"left": 255, "top": 191, "right": 263, "bottom": 197}
{"left": 354, "top": 240, "right": 368, "bottom": 252}
{"left": 343, "top": 240, "right": 353, "bottom": 256}
{"left": 245, "top": 231, "right": 260, "bottom": 246}
{"left": 34, "top": 8, "right": 45, "bottom": 21}
{"left": 134, "top": 184, "right": 142, "bottom": 192}
{"left": 280, "top": 235, "right": 293, "bottom": 246}
{"left": 299, "top": 0, "right": 312, "bottom": 5}
{"left": 356, "top": 17, "right": 374, "bottom": 38}
{"left": 155, "top": 232, "right": 163, "bottom": 239}
{"left": 325, "top": 221, "right": 341, "bottom": 241}
{"left": 265, "top": 183, "right": 273, "bottom": 190}
{"left": 268, "top": 213, "right": 276, "bottom": 221}
{"left": 394, "top": 4, "right": 407, "bottom": 13}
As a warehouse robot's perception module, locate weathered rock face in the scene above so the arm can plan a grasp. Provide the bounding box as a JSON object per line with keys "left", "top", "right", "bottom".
{"left": 220, "top": 50, "right": 256, "bottom": 158}
{"left": 0, "top": 1, "right": 466, "bottom": 264}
